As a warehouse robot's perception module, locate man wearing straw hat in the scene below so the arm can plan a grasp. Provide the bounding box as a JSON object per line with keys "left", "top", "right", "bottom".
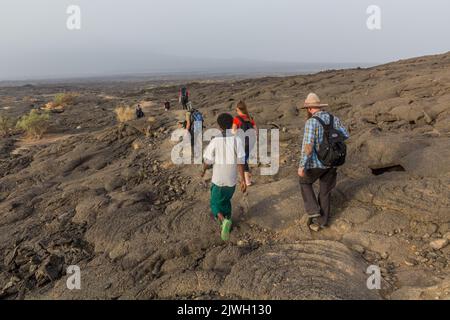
{"left": 298, "top": 93, "right": 350, "bottom": 232}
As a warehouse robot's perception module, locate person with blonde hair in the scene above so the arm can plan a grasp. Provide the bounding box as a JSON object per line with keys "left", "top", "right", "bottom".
{"left": 232, "top": 100, "right": 257, "bottom": 186}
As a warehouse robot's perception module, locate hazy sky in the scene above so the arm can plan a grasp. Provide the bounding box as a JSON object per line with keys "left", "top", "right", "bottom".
{"left": 1, "top": 0, "right": 450, "bottom": 80}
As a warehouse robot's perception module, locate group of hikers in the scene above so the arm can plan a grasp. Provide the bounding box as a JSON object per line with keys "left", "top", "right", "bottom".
{"left": 174, "top": 87, "right": 349, "bottom": 241}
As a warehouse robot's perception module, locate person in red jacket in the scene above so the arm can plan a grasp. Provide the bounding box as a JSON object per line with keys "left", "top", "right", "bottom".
{"left": 232, "top": 101, "right": 257, "bottom": 186}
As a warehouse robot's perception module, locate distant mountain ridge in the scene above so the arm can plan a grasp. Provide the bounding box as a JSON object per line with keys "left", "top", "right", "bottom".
{"left": 0, "top": 49, "right": 371, "bottom": 82}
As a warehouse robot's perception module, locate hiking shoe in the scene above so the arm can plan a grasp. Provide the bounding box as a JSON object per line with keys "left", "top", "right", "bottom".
{"left": 309, "top": 223, "right": 321, "bottom": 232}
{"left": 221, "top": 219, "right": 232, "bottom": 241}
{"left": 316, "top": 216, "right": 329, "bottom": 228}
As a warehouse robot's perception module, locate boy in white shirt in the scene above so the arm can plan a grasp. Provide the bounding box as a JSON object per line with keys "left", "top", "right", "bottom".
{"left": 201, "top": 113, "right": 247, "bottom": 241}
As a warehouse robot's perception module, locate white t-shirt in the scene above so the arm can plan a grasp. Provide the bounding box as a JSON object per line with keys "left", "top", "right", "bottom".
{"left": 203, "top": 135, "right": 246, "bottom": 187}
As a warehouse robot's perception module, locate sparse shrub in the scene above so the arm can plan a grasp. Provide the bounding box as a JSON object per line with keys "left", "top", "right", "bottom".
{"left": 114, "top": 106, "right": 135, "bottom": 123}
{"left": 53, "top": 92, "right": 76, "bottom": 106}
{"left": 16, "top": 110, "right": 50, "bottom": 139}
{"left": 0, "top": 114, "right": 15, "bottom": 137}
{"left": 41, "top": 101, "right": 65, "bottom": 113}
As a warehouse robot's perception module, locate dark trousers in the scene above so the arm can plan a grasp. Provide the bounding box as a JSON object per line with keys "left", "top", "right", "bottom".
{"left": 181, "top": 97, "right": 189, "bottom": 110}
{"left": 299, "top": 168, "right": 337, "bottom": 226}
{"left": 244, "top": 143, "right": 250, "bottom": 173}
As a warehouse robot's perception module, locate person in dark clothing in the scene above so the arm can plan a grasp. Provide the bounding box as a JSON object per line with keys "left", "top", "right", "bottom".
{"left": 179, "top": 87, "right": 190, "bottom": 110}
{"left": 184, "top": 104, "right": 204, "bottom": 162}
{"left": 298, "top": 93, "right": 349, "bottom": 232}
{"left": 136, "top": 105, "right": 144, "bottom": 119}
{"left": 164, "top": 100, "right": 171, "bottom": 111}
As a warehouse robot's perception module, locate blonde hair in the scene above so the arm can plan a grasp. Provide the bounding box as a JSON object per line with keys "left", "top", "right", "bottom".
{"left": 236, "top": 100, "right": 251, "bottom": 119}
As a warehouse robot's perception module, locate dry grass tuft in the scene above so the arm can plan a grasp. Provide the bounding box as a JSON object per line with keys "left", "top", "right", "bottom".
{"left": 114, "top": 106, "right": 135, "bottom": 123}
{"left": 53, "top": 93, "right": 77, "bottom": 107}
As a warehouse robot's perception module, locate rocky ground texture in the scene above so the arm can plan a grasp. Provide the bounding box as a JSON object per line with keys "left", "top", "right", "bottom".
{"left": 0, "top": 52, "right": 449, "bottom": 300}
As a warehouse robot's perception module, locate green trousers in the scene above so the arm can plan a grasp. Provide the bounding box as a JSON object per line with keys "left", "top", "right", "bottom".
{"left": 210, "top": 183, "right": 236, "bottom": 220}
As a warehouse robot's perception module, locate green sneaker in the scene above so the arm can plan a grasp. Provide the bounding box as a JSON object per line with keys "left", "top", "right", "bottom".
{"left": 221, "top": 219, "right": 232, "bottom": 241}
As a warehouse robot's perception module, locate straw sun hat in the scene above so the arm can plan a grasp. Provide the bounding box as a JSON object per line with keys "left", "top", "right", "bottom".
{"left": 300, "top": 93, "right": 329, "bottom": 109}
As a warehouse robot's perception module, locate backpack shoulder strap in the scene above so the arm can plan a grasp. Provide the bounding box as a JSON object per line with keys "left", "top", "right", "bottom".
{"left": 237, "top": 115, "right": 253, "bottom": 127}
{"left": 313, "top": 113, "right": 334, "bottom": 128}
{"left": 312, "top": 115, "right": 328, "bottom": 129}
{"left": 236, "top": 115, "right": 246, "bottom": 124}
{"left": 328, "top": 113, "right": 334, "bottom": 128}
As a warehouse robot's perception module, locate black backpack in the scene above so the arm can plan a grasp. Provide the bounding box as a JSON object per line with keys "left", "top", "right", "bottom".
{"left": 312, "top": 113, "right": 347, "bottom": 167}
{"left": 236, "top": 116, "right": 254, "bottom": 132}
{"left": 181, "top": 87, "right": 188, "bottom": 98}
{"left": 136, "top": 108, "right": 144, "bottom": 119}
{"left": 236, "top": 116, "right": 255, "bottom": 150}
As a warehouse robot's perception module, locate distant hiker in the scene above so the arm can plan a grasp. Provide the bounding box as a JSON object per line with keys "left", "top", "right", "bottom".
{"left": 185, "top": 104, "right": 204, "bottom": 160}
{"left": 298, "top": 93, "right": 349, "bottom": 232}
{"left": 179, "top": 86, "right": 190, "bottom": 110}
{"left": 136, "top": 104, "right": 144, "bottom": 119}
{"left": 202, "top": 113, "right": 247, "bottom": 241}
{"left": 232, "top": 100, "right": 257, "bottom": 186}
{"left": 164, "top": 100, "right": 171, "bottom": 111}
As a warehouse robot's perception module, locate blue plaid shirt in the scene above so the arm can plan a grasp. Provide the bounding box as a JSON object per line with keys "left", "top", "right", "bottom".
{"left": 299, "top": 111, "right": 349, "bottom": 169}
